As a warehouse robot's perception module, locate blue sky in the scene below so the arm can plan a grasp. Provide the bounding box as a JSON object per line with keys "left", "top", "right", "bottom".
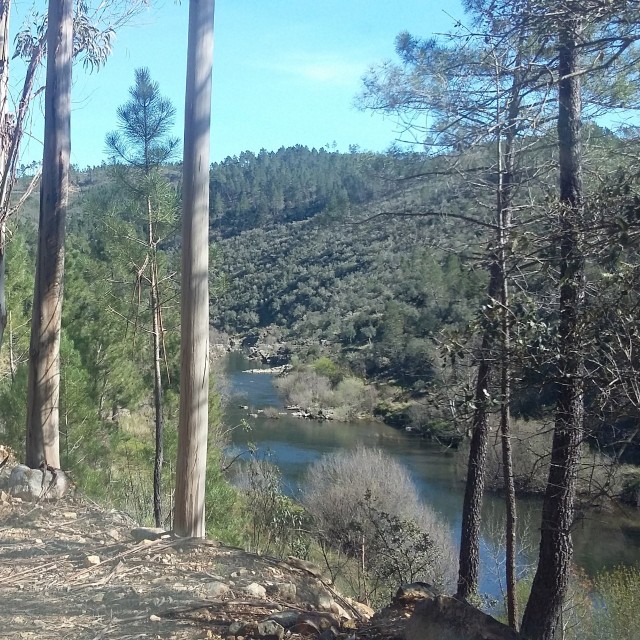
{"left": 12, "top": 0, "right": 465, "bottom": 169}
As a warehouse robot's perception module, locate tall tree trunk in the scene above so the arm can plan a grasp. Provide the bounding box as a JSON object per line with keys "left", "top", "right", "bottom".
{"left": 0, "top": 0, "right": 10, "bottom": 351}
{"left": 25, "top": 0, "right": 73, "bottom": 470}
{"left": 174, "top": 0, "right": 215, "bottom": 539}
{"left": 521, "top": 16, "right": 584, "bottom": 640}
{"left": 149, "top": 197, "right": 164, "bottom": 528}
{"left": 498, "top": 54, "right": 522, "bottom": 630}
{"left": 457, "top": 280, "right": 496, "bottom": 600}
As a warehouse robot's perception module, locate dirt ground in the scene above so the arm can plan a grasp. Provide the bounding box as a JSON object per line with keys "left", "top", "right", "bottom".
{"left": 0, "top": 473, "right": 417, "bottom": 640}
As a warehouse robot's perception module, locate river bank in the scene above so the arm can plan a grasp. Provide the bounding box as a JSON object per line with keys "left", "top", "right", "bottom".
{"left": 222, "top": 351, "right": 640, "bottom": 594}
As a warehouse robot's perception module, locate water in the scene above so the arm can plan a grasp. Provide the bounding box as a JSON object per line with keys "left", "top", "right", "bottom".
{"left": 222, "top": 351, "right": 640, "bottom": 596}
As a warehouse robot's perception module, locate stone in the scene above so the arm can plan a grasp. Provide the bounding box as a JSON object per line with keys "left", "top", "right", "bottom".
{"left": 290, "top": 618, "right": 321, "bottom": 636}
{"left": 405, "top": 596, "right": 520, "bottom": 640}
{"left": 130, "top": 527, "right": 168, "bottom": 541}
{"left": 84, "top": 555, "right": 101, "bottom": 567}
{"left": 286, "top": 556, "right": 324, "bottom": 578}
{"left": 344, "top": 597, "right": 374, "bottom": 620}
{"left": 205, "top": 581, "right": 231, "bottom": 598}
{"left": 228, "top": 621, "right": 246, "bottom": 635}
{"left": 315, "top": 589, "right": 334, "bottom": 611}
{"left": 304, "top": 613, "right": 340, "bottom": 632}
{"left": 266, "top": 610, "right": 301, "bottom": 629}
{"left": 319, "top": 630, "right": 338, "bottom": 640}
{"left": 256, "top": 620, "right": 284, "bottom": 639}
{"left": 244, "top": 582, "right": 267, "bottom": 598}
{"left": 7, "top": 465, "right": 71, "bottom": 502}
{"left": 396, "top": 582, "right": 439, "bottom": 602}
{"left": 330, "top": 601, "right": 350, "bottom": 620}
{"left": 268, "top": 582, "right": 296, "bottom": 602}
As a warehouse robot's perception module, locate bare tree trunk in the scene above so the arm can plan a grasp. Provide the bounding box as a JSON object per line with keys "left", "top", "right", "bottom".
{"left": 521, "top": 16, "right": 584, "bottom": 640}
{"left": 25, "top": 0, "right": 73, "bottom": 470}
{"left": 498, "top": 55, "right": 522, "bottom": 630}
{"left": 457, "top": 304, "right": 495, "bottom": 600}
{"left": 0, "top": 0, "right": 10, "bottom": 351}
{"left": 174, "top": 0, "right": 215, "bottom": 539}
{"left": 150, "top": 238, "right": 164, "bottom": 526}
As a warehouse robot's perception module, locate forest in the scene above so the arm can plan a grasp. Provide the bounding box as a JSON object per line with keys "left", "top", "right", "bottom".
{"left": 1, "top": 1, "right": 640, "bottom": 640}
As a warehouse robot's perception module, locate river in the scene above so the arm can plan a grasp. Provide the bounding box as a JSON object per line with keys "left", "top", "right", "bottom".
{"left": 222, "top": 352, "right": 640, "bottom": 596}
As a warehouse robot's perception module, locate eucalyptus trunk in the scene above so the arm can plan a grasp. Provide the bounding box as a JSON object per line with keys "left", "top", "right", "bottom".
{"left": 521, "top": 16, "right": 584, "bottom": 640}
{"left": 25, "top": 0, "right": 73, "bottom": 470}
{"left": 0, "top": 0, "right": 10, "bottom": 350}
{"left": 174, "top": 0, "right": 215, "bottom": 538}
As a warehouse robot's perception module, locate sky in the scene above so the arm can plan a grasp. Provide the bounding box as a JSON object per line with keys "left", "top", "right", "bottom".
{"left": 10, "top": 0, "right": 465, "bottom": 169}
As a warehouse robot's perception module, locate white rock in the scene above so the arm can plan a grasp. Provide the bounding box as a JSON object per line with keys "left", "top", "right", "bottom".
{"left": 7, "top": 465, "right": 71, "bottom": 502}
{"left": 244, "top": 582, "right": 267, "bottom": 598}
{"left": 84, "top": 555, "right": 101, "bottom": 567}
{"left": 205, "top": 581, "right": 231, "bottom": 598}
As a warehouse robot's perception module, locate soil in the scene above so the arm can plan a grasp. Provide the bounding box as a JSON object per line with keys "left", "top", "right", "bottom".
{"left": 0, "top": 451, "right": 417, "bottom": 640}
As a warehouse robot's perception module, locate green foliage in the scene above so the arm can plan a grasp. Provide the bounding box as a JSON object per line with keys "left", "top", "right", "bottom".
{"left": 106, "top": 67, "right": 179, "bottom": 168}
{"left": 235, "top": 457, "right": 310, "bottom": 559}
{"left": 590, "top": 565, "right": 640, "bottom": 640}
{"left": 311, "top": 356, "right": 342, "bottom": 385}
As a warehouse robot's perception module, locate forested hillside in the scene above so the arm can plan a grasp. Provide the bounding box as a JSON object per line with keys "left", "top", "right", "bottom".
{"left": 210, "top": 146, "right": 486, "bottom": 385}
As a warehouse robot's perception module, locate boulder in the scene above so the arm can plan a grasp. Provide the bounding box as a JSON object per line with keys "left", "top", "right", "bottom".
{"left": 256, "top": 620, "right": 284, "bottom": 639}
{"left": 7, "top": 465, "right": 71, "bottom": 502}
{"left": 204, "top": 581, "right": 231, "bottom": 598}
{"left": 405, "top": 596, "right": 520, "bottom": 640}
{"left": 245, "top": 582, "right": 267, "bottom": 599}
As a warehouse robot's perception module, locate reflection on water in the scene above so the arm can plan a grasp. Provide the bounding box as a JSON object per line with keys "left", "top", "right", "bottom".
{"left": 222, "top": 351, "right": 640, "bottom": 595}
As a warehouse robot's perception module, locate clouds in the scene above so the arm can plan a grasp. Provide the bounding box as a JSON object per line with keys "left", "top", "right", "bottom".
{"left": 257, "top": 53, "right": 366, "bottom": 87}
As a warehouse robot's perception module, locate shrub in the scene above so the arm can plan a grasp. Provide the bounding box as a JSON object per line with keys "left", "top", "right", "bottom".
{"left": 233, "top": 457, "right": 309, "bottom": 559}
{"left": 332, "top": 377, "right": 377, "bottom": 421}
{"left": 590, "top": 565, "right": 640, "bottom": 640}
{"left": 302, "top": 446, "right": 456, "bottom": 603}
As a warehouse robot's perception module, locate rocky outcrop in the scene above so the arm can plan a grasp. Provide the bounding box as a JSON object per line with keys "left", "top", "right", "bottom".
{"left": 405, "top": 595, "right": 520, "bottom": 640}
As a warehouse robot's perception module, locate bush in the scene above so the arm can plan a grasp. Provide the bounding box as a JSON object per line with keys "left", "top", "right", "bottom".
{"left": 233, "top": 457, "right": 309, "bottom": 559}
{"left": 590, "top": 565, "right": 640, "bottom": 640}
{"left": 332, "top": 377, "right": 377, "bottom": 421}
{"left": 302, "top": 446, "right": 456, "bottom": 603}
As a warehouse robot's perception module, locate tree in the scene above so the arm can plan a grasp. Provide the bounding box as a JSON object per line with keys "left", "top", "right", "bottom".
{"left": 174, "top": 0, "right": 215, "bottom": 539}
{"left": 359, "top": 5, "right": 555, "bottom": 614}
{"left": 521, "top": 7, "right": 585, "bottom": 639}
{"left": 0, "top": 0, "right": 10, "bottom": 348}
{"left": 105, "top": 67, "right": 179, "bottom": 528}
{"left": 25, "top": 0, "right": 73, "bottom": 470}
{"left": 0, "top": 0, "right": 145, "bottom": 355}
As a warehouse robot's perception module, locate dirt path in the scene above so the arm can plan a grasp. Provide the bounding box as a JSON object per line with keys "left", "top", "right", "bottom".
{"left": 0, "top": 490, "right": 379, "bottom": 640}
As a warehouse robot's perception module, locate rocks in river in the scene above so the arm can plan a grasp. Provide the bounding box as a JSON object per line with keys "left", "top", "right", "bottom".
{"left": 243, "top": 365, "right": 292, "bottom": 374}
{"left": 286, "top": 407, "right": 334, "bottom": 421}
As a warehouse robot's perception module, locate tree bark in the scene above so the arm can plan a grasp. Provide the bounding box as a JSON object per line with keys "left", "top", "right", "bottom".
{"left": 174, "top": 0, "right": 215, "bottom": 539}
{"left": 0, "top": 0, "right": 10, "bottom": 351}
{"left": 25, "top": 0, "right": 73, "bottom": 469}
{"left": 498, "top": 54, "right": 522, "bottom": 631}
{"left": 521, "top": 16, "right": 584, "bottom": 640}
{"left": 457, "top": 290, "right": 495, "bottom": 600}
{"left": 149, "top": 198, "right": 164, "bottom": 529}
